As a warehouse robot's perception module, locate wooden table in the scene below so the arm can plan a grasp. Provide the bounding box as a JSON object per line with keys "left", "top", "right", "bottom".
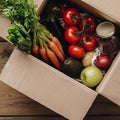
{"left": 0, "top": 40, "right": 120, "bottom": 120}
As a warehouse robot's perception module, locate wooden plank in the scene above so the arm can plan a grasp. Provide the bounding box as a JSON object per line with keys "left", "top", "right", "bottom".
{"left": 0, "top": 115, "right": 120, "bottom": 120}
{"left": 87, "top": 99, "right": 120, "bottom": 115}
{"left": 0, "top": 38, "right": 6, "bottom": 42}
{"left": 93, "top": 95, "right": 113, "bottom": 103}
{"left": 0, "top": 42, "right": 13, "bottom": 63}
{"left": 84, "top": 116, "right": 120, "bottom": 120}
{"left": 0, "top": 42, "right": 13, "bottom": 73}
{"left": 0, "top": 116, "right": 67, "bottom": 120}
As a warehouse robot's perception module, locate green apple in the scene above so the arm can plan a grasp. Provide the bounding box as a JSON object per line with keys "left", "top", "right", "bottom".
{"left": 80, "top": 66, "right": 103, "bottom": 87}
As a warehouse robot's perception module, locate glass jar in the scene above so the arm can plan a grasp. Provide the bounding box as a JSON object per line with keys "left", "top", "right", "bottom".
{"left": 96, "top": 21, "right": 120, "bottom": 56}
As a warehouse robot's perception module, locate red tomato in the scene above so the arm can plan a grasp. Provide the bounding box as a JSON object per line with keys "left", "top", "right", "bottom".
{"left": 79, "top": 16, "right": 96, "bottom": 33}
{"left": 64, "top": 26, "right": 81, "bottom": 44}
{"left": 68, "top": 45, "right": 85, "bottom": 58}
{"left": 63, "top": 8, "right": 81, "bottom": 25}
{"left": 82, "top": 34, "right": 97, "bottom": 51}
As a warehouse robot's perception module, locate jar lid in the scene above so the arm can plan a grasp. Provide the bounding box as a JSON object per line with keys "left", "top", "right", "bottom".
{"left": 96, "top": 22, "right": 115, "bottom": 39}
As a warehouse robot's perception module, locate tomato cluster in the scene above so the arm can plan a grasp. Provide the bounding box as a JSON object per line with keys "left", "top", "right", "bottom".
{"left": 62, "top": 6, "right": 97, "bottom": 59}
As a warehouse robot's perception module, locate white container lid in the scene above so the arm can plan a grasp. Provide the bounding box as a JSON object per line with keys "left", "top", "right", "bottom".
{"left": 96, "top": 22, "right": 115, "bottom": 39}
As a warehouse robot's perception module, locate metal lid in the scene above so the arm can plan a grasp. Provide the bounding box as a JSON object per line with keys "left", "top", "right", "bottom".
{"left": 96, "top": 21, "right": 115, "bottom": 39}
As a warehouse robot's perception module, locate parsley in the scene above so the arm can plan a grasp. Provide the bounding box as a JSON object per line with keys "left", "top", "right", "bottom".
{"left": 0, "top": 0, "right": 54, "bottom": 54}
{"left": 0, "top": 0, "right": 39, "bottom": 29}
{"left": 0, "top": 0, "right": 39, "bottom": 53}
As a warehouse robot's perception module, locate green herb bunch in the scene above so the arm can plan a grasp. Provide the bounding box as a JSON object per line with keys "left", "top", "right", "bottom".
{"left": 0, "top": 0, "right": 40, "bottom": 53}
{"left": 0, "top": 0, "right": 65, "bottom": 69}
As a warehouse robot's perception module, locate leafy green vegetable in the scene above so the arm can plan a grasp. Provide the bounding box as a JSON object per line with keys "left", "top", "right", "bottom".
{"left": 0, "top": 0, "right": 39, "bottom": 30}
{"left": 0, "top": 0, "right": 66, "bottom": 69}
{"left": 0, "top": 0, "right": 56, "bottom": 54}
{"left": 0, "top": 0, "right": 39, "bottom": 53}
{"left": 7, "top": 22, "right": 32, "bottom": 53}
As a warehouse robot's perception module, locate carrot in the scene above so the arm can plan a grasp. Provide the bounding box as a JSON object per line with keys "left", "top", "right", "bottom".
{"left": 32, "top": 45, "right": 39, "bottom": 56}
{"left": 39, "top": 47, "right": 49, "bottom": 63}
{"left": 51, "top": 37, "right": 65, "bottom": 57}
{"left": 48, "top": 41, "right": 65, "bottom": 62}
{"left": 46, "top": 49, "right": 61, "bottom": 69}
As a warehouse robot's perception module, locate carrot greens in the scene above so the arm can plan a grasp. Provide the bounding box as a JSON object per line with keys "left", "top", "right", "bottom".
{"left": 0, "top": 0, "right": 65, "bottom": 69}
{"left": 0, "top": 0, "right": 38, "bottom": 53}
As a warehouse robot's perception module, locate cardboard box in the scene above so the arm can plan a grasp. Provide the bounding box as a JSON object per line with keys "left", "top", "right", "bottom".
{"left": 79, "top": 0, "right": 120, "bottom": 106}
{"left": 0, "top": 48, "right": 97, "bottom": 120}
{"left": 70, "top": 0, "right": 120, "bottom": 105}
{"left": 0, "top": 0, "right": 120, "bottom": 120}
{"left": 0, "top": 0, "right": 98, "bottom": 120}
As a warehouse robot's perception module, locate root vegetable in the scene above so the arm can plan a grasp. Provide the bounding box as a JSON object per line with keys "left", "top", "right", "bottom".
{"left": 48, "top": 41, "right": 65, "bottom": 62}
{"left": 32, "top": 45, "right": 39, "bottom": 56}
{"left": 39, "top": 47, "right": 49, "bottom": 63}
{"left": 51, "top": 37, "right": 65, "bottom": 57}
{"left": 47, "top": 49, "right": 61, "bottom": 69}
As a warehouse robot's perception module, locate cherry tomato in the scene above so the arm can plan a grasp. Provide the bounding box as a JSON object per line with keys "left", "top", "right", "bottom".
{"left": 68, "top": 45, "right": 85, "bottom": 58}
{"left": 82, "top": 34, "right": 97, "bottom": 51}
{"left": 79, "top": 16, "right": 96, "bottom": 33}
{"left": 64, "top": 26, "right": 81, "bottom": 44}
{"left": 63, "top": 8, "right": 81, "bottom": 25}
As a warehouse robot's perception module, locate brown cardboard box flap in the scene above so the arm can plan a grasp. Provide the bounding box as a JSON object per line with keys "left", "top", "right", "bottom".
{"left": 96, "top": 52, "right": 120, "bottom": 106}
{"left": 81, "top": 0, "right": 120, "bottom": 25}
{"left": 0, "top": 48, "right": 97, "bottom": 120}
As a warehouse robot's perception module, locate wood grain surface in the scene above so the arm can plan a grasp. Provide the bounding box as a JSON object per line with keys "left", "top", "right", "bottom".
{"left": 0, "top": 40, "right": 120, "bottom": 120}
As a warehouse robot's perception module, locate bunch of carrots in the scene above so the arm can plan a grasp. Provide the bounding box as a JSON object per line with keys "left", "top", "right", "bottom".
{"left": 0, "top": 0, "right": 65, "bottom": 70}
{"left": 32, "top": 23, "right": 65, "bottom": 70}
